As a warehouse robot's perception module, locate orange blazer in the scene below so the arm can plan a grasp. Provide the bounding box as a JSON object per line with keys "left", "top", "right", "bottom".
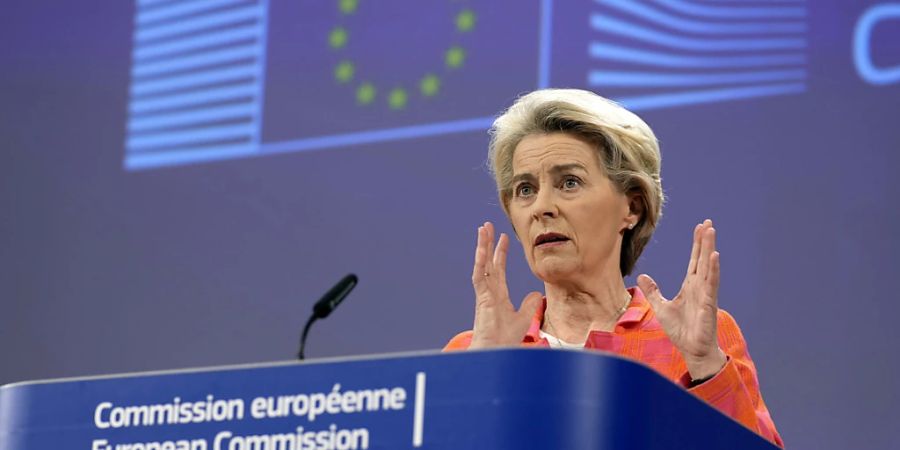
{"left": 444, "top": 287, "right": 784, "bottom": 448}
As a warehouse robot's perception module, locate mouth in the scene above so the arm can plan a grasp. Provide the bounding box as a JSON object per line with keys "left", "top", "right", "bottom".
{"left": 534, "top": 232, "right": 571, "bottom": 248}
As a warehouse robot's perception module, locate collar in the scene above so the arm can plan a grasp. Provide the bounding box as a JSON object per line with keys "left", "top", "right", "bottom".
{"left": 522, "top": 286, "right": 651, "bottom": 343}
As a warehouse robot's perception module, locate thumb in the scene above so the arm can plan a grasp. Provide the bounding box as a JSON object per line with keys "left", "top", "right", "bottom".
{"left": 637, "top": 274, "right": 666, "bottom": 309}
{"left": 517, "top": 291, "right": 544, "bottom": 322}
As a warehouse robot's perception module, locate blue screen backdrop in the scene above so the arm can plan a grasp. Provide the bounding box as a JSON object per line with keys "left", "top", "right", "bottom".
{"left": 2, "top": 1, "right": 899, "bottom": 449}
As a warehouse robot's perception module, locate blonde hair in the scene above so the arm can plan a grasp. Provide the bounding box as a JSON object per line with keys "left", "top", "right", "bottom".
{"left": 488, "top": 89, "right": 664, "bottom": 276}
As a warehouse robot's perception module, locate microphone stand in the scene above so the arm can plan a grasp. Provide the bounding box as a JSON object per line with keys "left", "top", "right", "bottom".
{"left": 297, "top": 274, "right": 358, "bottom": 360}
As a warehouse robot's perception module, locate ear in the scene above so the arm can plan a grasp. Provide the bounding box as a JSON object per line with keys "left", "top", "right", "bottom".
{"left": 624, "top": 192, "right": 644, "bottom": 231}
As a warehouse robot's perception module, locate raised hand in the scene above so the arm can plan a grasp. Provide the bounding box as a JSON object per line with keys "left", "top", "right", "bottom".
{"left": 469, "top": 222, "right": 544, "bottom": 349}
{"left": 637, "top": 220, "right": 727, "bottom": 380}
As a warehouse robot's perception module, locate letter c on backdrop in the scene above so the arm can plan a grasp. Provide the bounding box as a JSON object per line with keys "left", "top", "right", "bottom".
{"left": 854, "top": 3, "right": 900, "bottom": 85}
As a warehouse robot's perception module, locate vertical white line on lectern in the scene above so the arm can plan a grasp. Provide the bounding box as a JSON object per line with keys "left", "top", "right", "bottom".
{"left": 412, "top": 371, "right": 426, "bottom": 447}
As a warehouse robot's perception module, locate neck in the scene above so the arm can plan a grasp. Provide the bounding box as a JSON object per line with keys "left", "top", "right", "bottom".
{"left": 542, "top": 269, "right": 630, "bottom": 343}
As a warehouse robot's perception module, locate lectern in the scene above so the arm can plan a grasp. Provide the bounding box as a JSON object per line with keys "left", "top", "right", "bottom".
{"left": 0, "top": 349, "right": 777, "bottom": 449}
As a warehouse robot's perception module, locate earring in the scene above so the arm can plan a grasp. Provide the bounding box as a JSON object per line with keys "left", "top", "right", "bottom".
{"left": 627, "top": 222, "right": 635, "bottom": 230}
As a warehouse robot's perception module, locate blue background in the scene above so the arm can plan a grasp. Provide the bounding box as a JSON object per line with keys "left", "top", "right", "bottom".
{"left": 1, "top": 1, "right": 898, "bottom": 448}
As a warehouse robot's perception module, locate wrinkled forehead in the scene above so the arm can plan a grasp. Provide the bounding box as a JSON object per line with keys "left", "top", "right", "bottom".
{"left": 511, "top": 133, "right": 602, "bottom": 176}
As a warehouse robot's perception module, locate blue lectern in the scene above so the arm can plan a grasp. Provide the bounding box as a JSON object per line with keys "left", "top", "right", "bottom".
{"left": 0, "top": 349, "right": 776, "bottom": 449}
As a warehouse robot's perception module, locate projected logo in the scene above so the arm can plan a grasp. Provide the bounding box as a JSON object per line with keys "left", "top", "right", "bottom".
{"left": 587, "top": 0, "right": 808, "bottom": 110}
{"left": 326, "top": 0, "right": 476, "bottom": 111}
{"left": 854, "top": 3, "right": 900, "bottom": 85}
{"left": 124, "top": 0, "right": 810, "bottom": 171}
{"left": 126, "top": 0, "right": 270, "bottom": 170}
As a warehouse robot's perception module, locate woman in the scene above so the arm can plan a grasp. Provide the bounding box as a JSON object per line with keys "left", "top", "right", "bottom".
{"left": 444, "top": 89, "right": 783, "bottom": 447}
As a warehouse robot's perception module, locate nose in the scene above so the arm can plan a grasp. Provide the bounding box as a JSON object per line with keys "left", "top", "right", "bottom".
{"left": 531, "top": 187, "right": 558, "bottom": 221}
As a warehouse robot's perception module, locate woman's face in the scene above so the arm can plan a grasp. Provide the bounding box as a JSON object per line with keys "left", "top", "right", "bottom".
{"left": 508, "top": 133, "right": 635, "bottom": 283}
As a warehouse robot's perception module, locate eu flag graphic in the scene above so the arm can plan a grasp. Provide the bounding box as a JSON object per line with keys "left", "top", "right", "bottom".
{"left": 123, "top": 0, "right": 809, "bottom": 170}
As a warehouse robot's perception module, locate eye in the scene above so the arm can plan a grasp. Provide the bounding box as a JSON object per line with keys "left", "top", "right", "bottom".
{"left": 515, "top": 183, "right": 535, "bottom": 198}
{"left": 561, "top": 176, "right": 581, "bottom": 191}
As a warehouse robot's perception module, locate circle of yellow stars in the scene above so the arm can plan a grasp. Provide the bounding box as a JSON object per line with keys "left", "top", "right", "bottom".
{"left": 328, "top": 0, "right": 476, "bottom": 110}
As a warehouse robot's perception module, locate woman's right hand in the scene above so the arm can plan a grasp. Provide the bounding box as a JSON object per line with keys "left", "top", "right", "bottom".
{"left": 469, "top": 222, "right": 544, "bottom": 349}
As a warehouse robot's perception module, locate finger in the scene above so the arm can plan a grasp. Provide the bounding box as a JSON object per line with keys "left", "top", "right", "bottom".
{"left": 516, "top": 291, "right": 544, "bottom": 328}
{"left": 493, "top": 233, "right": 510, "bottom": 286}
{"left": 484, "top": 222, "right": 495, "bottom": 273}
{"left": 472, "top": 226, "right": 488, "bottom": 284}
{"left": 697, "top": 226, "right": 715, "bottom": 280}
{"left": 686, "top": 223, "right": 703, "bottom": 276}
{"left": 707, "top": 251, "right": 720, "bottom": 303}
{"left": 637, "top": 274, "right": 668, "bottom": 311}
{"left": 705, "top": 226, "right": 717, "bottom": 280}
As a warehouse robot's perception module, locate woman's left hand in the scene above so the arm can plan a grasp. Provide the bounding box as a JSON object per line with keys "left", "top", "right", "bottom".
{"left": 637, "top": 219, "right": 727, "bottom": 381}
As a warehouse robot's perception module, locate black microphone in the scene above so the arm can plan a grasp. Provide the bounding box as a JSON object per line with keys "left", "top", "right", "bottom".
{"left": 297, "top": 274, "right": 358, "bottom": 360}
